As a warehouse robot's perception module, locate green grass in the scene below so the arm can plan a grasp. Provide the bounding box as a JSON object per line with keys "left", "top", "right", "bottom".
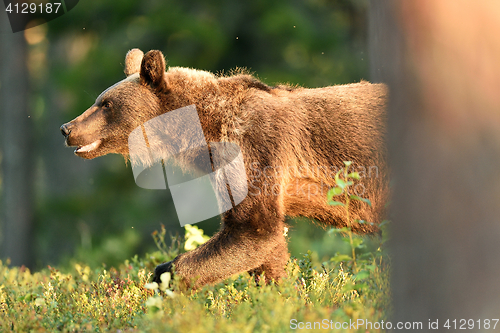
{"left": 0, "top": 225, "right": 390, "bottom": 332}
{"left": 0, "top": 163, "right": 391, "bottom": 332}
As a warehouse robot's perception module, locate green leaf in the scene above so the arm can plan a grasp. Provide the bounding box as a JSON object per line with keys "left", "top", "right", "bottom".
{"left": 328, "top": 200, "right": 345, "bottom": 207}
{"left": 336, "top": 178, "right": 347, "bottom": 189}
{"left": 34, "top": 298, "right": 45, "bottom": 307}
{"left": 347, "top": 172, "right": 360, "bottom": 180}
{"left": 328, "top": 227, "right": 351, "bottom": 234}
{"left": 341, "top": 282, "right": 356, "bottom": 292}
{"left": 331, "top": 254, "right": 352, "bottom": 262}
{"left": 334, "top": 169, "right": 342, "bottom": 184}
{"left": 327, "top": 187, "right": 343, "bottom": 200}
{"left": 351, "top": 238, "right": 364, "bottom": 248}
{"left": 365, "top": 264, "right": 377, "bottom": 272}
{"left": 341, "top": 237, "right": 352, "bottom": 244}
{"left": 353, "top": 283, "right": 368, "bottom": 291}
{"left": 349, "top": 195, "right": 372, "bottom": 206}
{"left": 354, "top": 270, "right": 370, "bottom": 280}
{"left": 343, "top": 161, "right": 352, "bottom": 167}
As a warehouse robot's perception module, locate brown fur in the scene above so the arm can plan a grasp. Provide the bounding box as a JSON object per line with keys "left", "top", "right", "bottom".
{"left": 60, "top": 49, "right": 388, "bottom": 288}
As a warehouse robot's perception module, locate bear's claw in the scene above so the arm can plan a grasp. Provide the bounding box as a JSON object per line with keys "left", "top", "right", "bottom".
{"left": 152, "top": 261, "right": 173, "bottom": 284}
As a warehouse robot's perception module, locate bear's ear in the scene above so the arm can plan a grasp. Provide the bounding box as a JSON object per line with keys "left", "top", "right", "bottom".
{"left": 140, "top": 50, "right": 168, "bottom": 91}
{"left": 124, "top": 48, "right": 144, "bottom": 76}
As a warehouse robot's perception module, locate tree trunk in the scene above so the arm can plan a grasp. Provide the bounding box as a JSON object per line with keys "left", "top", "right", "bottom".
{"left": 0, "top": 13, "right": 34, "bottom": 268}
{"left": 370, "top": 0, "right": 500, "bottom": 326}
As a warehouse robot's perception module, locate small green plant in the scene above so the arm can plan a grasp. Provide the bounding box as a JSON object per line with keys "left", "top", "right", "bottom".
{"left": 147, "top": 224, "right": 181, "bottom": 270}
{"left": 327, "top": 161, "right": 371, "bottom": 273}
{"left": 327, "top": 161, "right": 391, "bottom": 306}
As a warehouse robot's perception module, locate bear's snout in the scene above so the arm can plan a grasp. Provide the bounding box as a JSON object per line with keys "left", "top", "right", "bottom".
{"left": 60, "top": 123, "right": 72, "bottom": 138}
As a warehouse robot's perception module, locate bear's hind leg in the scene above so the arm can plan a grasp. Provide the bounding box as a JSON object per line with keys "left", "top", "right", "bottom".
{"left": 283, "top": 178, "right": 380, "bottom": 234}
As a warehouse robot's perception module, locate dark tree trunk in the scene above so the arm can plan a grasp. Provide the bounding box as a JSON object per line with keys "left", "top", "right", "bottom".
{"left": 370, "top": 0, "right": 500, "bottom": 326}
{"left": 0, "top": 14, "right": 34, "bottom": 268}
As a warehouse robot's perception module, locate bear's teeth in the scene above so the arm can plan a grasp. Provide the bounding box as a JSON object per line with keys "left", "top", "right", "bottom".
{"left": 76, "top": 139, "right": 102, "bottom": 153}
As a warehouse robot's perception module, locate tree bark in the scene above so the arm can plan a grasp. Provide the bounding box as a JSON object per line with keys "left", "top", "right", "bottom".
{"left": 371, "top": 0, "right": 500, "bottom": 326}
{"left": 0, "top": 12, "right": 34, "bottom": 268}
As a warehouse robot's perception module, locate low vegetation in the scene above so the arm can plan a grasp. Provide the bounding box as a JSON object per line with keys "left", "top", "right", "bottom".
{"left": 0, "top": 163, "right": 391, "bottom": 332}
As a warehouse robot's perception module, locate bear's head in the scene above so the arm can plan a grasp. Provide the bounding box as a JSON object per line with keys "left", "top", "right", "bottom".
{"left": 60, "top": 49, "right": 171, "bottom": 159}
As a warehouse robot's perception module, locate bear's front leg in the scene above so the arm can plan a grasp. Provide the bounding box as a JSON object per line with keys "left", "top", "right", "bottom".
{"left": 153, "top": 261, "right": 173, "bottom": 284}
{"left": 247, "top": 239, "right": 289, "bottom": 284}
{"left": 153, "top": 199, "right": 288, "bottom": 289}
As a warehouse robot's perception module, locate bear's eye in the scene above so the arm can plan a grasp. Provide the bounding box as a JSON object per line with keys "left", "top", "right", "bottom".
{"left": 102, "top": 101, "right": 113, "bottom": 110}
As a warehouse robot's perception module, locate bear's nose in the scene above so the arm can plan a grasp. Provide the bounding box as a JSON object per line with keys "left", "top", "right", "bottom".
{"left": 60, "top": 123, "right": 72, "bottom": 137}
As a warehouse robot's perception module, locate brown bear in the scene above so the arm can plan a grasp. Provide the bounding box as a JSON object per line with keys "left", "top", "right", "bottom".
{"left": 60, "top": 49, "right": 388, "bottom": 288}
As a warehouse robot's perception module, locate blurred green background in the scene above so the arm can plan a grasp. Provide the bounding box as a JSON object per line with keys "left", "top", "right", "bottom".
{"left": 0, "top": 0, "right": 370, "bottom": 270}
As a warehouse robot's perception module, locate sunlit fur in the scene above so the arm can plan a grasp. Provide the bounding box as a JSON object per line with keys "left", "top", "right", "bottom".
{"left": 61, "top": 49, "right": 388, "bottom": 288}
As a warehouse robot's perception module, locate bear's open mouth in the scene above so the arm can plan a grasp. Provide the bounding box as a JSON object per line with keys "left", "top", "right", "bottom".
{"left": 75, "top": 139, "right": 102, "bottom": 154}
